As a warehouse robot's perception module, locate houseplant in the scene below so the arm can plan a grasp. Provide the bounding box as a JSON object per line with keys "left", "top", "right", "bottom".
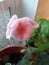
{"left": 21, "top": 18, "right": 49, "bottom": 65}
{"left": 0, "top": 14, "right": 49, "bottom": 65}
{"left": 0, "top": 15, "right": 39, "bottom": 65}
{"left": 18, "top": 18, "right": 49, "bottom": 65}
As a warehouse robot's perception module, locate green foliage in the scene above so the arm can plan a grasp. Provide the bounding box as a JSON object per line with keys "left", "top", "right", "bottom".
{"left": 28, "top": 19, "right": 49, "bottom": 51}
{"left": 28, "top": 29, "right": 38, "bottom": 43}
{"left": 23, "top": 47, "right": 37, "bottom": 60}
{"left": 5, "top": 63, "right": 12, "bottom": 65}
{"left": 21, "top": 60, "right": 32, "bottom": 65}
{"left": 39, "top": 19, "right": 49, "bottom": 37}
{"left": 21, "top": 18, "right": 49, "bottom": 65}
{"left": 35, "top": 19, "right": 49, "bottom": 51}
{"left": 21, "top": 47, "right": 37, "bottom": 65}
{"left": 36, "top": 53, "right": 49, "bottom": 65}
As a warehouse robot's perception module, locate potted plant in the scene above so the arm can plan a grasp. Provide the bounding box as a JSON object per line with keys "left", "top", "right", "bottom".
{"left": 0, "top": 15, "right": 39, "bottom": 65}
{"left": 0, "top": 14, "right": 49, "bottom": 65}
{"left": 20, "top": 18, "right": 49, "bottom": 65}
{"left": 17, "top": 19, "right": 49, "bottom": 65}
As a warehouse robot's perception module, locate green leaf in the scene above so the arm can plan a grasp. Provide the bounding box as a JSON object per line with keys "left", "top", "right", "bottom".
{"left": 36, "top": 53, "right": 49, "bottom": 65}
{"left": 37, "top": 42, "right": 49, "bottom": 52}
{"left": 39, "top": 19, "right": 49, "bottom": 37}
{"left": 23, "top": 47, "right": 37, "bottom": 60}
{"left": 5, "top": 63, "right": 12, "bottom": 65}
{"left": 21, "top": 60, "right": 32, "bottom": 65}
{"left": 21, "top": 49, "right": 27, "bottom": 53}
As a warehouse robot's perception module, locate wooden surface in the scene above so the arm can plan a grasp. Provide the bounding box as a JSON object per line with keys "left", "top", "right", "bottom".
{"left": 36, "top": 0, "right": 49, "bottom": 20}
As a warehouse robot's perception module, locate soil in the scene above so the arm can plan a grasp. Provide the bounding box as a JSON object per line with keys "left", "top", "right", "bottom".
{"left": 0, "top": 53, "right": 24, "bottom": 65}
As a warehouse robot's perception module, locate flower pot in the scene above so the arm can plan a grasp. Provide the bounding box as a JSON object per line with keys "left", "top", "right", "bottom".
{"left": 0, "top": 45, "right": 27, "bottom": 65}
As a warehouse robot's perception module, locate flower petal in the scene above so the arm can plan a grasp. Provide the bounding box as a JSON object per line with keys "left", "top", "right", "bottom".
{"left": 7, "top": 15, "right": 18, "bottom": 29}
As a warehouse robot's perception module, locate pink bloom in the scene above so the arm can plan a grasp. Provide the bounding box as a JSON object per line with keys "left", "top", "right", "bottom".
{"left": 6, "top": 15, "right": 18, "bottom": 39}
{"left": 6, "top": 15, "right": 39, "bottom": 41}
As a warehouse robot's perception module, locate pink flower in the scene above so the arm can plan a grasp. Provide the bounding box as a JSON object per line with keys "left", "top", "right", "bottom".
{"left": 6, "top": 15, "right": 39, "bottom": 41}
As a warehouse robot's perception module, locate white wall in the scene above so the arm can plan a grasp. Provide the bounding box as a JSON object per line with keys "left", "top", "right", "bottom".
{"left": 0, "top": 0, "right": 39, "bottom": 19}
{"left": 15, "top": 0, "right": 22, "bottom": 17}
{"left": 22, "top": 0, "right": 39, "bottom": 20}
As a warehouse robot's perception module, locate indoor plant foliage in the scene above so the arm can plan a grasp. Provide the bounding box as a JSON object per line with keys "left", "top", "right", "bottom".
{"left": 6, "top": 15, "right": 49, "bottom": 65}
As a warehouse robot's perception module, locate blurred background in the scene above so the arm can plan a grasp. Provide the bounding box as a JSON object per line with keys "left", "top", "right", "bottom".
{"left": 0, "top": 0, "right": 49, "bottom": 50}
